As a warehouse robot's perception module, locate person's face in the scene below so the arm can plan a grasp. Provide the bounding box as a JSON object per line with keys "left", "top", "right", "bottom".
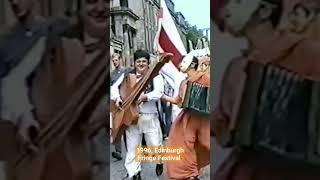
{"left": 8, "top": 0, "right": 34, "bottom": 20}
{"left": 277, "top": 0, "right": 316, "bottom": 34}
{"left": 222, "top": 0, "right": 277, "bottom": 36}
{"left": 289, "top": 4, "right": 315, "bottom": 33}
{"left": 222, "top": 0, "right": 261, "bottom": 36}
{"left": 179, "top": 58, "right": 191, "bottom": 73}
{"left": 179, "top": 61, "right": 197, "bottom": 73}
{"left": 82, "top": 0, "right": 108, "bottom": 37}
{"left": 134, "top": 58, "right": 148, "bottom": 74}
{"left": 112, "top": 57, "right": 120, "bottom": 68}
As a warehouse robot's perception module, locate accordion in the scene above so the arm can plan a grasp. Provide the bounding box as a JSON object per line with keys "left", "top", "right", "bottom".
{"left": 232, "top": 61, "right": 320, "bottom": 165}
{"left": 182, "top": 81, "right": 210, "bottom": 116}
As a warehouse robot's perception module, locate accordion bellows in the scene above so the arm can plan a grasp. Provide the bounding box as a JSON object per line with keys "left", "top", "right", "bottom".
{"left": 182, "top": 72, "right": 210, "bottom": 116}
{"left": 233, "top": 61, "right": 320, "bottom": 165}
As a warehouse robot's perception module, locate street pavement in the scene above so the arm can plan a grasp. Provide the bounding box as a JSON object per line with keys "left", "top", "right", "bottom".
{"left": 110, "top": 139, "right": 211, "bottom": 180}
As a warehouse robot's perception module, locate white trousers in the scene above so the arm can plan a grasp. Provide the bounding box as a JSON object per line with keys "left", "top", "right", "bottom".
{"left": 124, "top": 113, "right": 163, "bottom": 178}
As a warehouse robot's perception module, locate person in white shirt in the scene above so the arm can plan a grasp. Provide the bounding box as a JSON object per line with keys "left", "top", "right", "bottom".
{"left": 111, "top": 50, "right": 164, "bottom": 179}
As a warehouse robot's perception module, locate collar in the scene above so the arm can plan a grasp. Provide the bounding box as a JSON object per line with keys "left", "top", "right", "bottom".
{"left": 136, "top": 73, "right": 142, "bottom": 79}
{"left": 83, "top": 32, "right": 100, "bottom": 46}
{"left": 114, "top": 67, "right": 124, "bottom": 72}
{"left": 83, "top": 32, "right": 105, "bottom": 53}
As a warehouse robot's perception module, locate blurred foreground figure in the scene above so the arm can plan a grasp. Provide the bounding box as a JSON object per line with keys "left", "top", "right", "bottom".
{"left": 0, "top": 0, "right": 46, "bottom": 156}
{"left": 0, "top": 0, "right": 108, "bottom": 179}
{"left": 163, "top": 49, "right": 210, "bottom": 180}
{"left": 76, "top": 0, "right": 108, "bottom": 179}
{"left": 213, "top": 0, "right": 320, "bottom": 179}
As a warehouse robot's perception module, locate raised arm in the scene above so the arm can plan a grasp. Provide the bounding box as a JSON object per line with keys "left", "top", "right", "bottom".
{"left": 161, "top": 79, "right": 187, "bottom": 106}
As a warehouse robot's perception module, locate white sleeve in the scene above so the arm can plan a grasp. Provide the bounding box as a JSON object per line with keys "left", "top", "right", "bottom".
{"left": 160, "top": 62, "right": 180, "bottom": 87}
{"left": 160, "top": 62, "right": 186, "bottom": 97}
{"left": 1, "top": 37, "right": 46, "bottom": 125}
{"left": 173, "top": 75, "right": 186, "bottom": 97}
{"left": 110, "top": 73, "right": 124, "bottom": 101}
{"left": 145, "top": 75, "right": 164, "bottom": 101}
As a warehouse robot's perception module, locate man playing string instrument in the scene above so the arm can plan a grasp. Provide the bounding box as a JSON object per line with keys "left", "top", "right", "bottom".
{"left": 111, "top": 50, "right": 165, "bottom": 179}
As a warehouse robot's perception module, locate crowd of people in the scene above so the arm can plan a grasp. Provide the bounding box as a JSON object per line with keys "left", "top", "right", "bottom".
{"left": 0, "top": 0, "right": 211, "bottom": 179}
{"left": 110, "top": 48, "right": 211, "bottom": 180}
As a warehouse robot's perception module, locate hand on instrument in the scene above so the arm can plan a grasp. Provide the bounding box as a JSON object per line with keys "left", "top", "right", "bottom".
{"left": 115, "top": 97, "right": 123, "bottom": 108}
{"left": 16, "top": 112, "right": 40, "bottom": 154}
{"left": 137, "top": 95, "right": 147, "bottom": 104}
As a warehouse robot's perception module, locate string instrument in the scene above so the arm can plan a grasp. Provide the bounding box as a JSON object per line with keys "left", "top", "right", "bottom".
{"left": 111, "top": 53, "right": 173, "bottom": 142}
{"left": 0, "top": 44, "right": 107, "bottom": 179}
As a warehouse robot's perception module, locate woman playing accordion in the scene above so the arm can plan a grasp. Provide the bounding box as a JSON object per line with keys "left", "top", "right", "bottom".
{"left": 161, "top": 50, "right": 210, "bottom": 180}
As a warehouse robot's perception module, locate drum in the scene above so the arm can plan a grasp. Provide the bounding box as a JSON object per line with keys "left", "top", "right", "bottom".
{"left": 232, "top": 61, "right": 320, "bottom": 165}
{"left": 182, "top": 81, "right": 210, "bottom": 116}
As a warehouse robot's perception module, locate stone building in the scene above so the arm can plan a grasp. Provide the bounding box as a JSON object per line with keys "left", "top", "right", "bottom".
{"left": 111, "top": 0, "right": 159, "bottom": 67}
{"left": 110, "top": 0, "right": 188, "bottom": 68}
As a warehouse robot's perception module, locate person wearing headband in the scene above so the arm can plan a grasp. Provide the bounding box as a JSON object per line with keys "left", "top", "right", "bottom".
{"left": 162, "top": 51, "right": 210, "bottom": 180}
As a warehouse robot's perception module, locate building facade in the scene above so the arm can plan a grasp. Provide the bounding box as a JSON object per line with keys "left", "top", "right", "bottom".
{"left": 110, "top": 0, "right": 188, "bottom": 68}
{"left": 111, "top": 0, "right": 160, "bottom": 67}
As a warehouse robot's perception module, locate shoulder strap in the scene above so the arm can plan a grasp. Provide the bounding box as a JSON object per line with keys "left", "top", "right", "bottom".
{"left": 0, "top": 17, "right": 72, "bottom": 78}
{"left": 123, "top": 68, "right": 134, "bottom": 79}
{"left": 45, "top": 17, "right": 72, "bottom": 50}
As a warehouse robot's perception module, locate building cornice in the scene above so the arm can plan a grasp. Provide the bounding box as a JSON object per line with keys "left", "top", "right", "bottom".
{"left": 111, "top": 34, "right": 124, "bottom": 45}
{"left": 111, "top": 7, "right": 140, "bottom": 21}
{"left": 153, "top": 0, "right": 160, "bottom": 8}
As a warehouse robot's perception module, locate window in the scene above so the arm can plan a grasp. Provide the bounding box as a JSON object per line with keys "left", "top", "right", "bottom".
{"left": 120, "top": 0, "right": 128, "bottom": 7}
{"left": 111, "top": 16, "right": 115, "bottom": 35}
{"left": 128, "top": 29, "right": 133, "bottom": 48}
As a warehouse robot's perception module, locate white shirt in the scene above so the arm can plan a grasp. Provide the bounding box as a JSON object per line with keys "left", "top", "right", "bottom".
{"left": 159, "top": 61, "right": 186, "bottom": 120}
{"left": 1, "top": 37, "right": 46, "bottom": 125}
{"left": 111, "top": 73, "right": 164, "bottom": 114}
{"left": 159, "top": 61, "right": 186, "bottom": 96}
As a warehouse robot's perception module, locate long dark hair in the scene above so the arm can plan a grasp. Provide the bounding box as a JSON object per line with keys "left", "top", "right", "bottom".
{"left": 268, "top": 0, "right": 283, "bottom": 27}
{"left": 192, "top": 56, "right": 199, "bottom": 70}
